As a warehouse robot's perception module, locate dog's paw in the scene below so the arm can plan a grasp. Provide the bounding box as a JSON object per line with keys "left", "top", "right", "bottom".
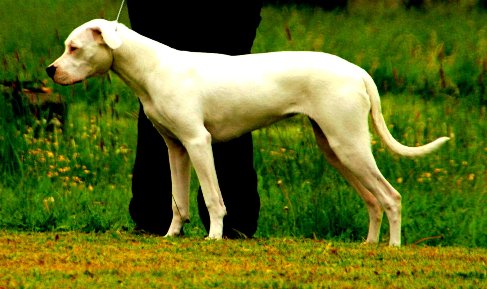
{"left": 205, "top": 234, "right": 223, "bottom": 241}
{"left": 164, "top": 231, "right": 181, "bottom": 238}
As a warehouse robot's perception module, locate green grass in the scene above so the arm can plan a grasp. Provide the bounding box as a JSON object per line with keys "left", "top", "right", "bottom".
{"left": 0, "top": 232, "right": 485, "bottom": 288}
{"left": 253, "top": 94, "right": 486, "bottom": 246}
{"left": 0, "top": 0, "right": 486, "bottom": 249}
{"left": 255, "top": 3, "right": 487, "bottom": 104}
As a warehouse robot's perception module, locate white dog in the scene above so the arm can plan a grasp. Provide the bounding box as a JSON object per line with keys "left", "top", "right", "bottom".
{"left": 46, "top": 19, "right": 449, "bottom": 246}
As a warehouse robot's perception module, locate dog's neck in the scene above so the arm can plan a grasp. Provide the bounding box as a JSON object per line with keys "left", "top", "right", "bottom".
{"left": 110, "top": 25, "right": 176, "bottom": 104}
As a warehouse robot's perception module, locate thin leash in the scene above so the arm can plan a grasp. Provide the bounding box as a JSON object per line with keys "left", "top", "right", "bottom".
{"left": 112, "top": 0, "right": 185, "bottom": 223}
{"left": 115, "top": 0, "right": 125, "bottom": 24}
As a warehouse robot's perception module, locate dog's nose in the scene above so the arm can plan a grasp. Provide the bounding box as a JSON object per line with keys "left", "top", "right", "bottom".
{"left": 46, "top": 65, "right": 56, "bottom": 79}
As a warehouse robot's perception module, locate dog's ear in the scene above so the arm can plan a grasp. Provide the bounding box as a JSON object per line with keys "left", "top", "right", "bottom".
{"left": 89, "top": 23, "right": 122, "bottom": 50}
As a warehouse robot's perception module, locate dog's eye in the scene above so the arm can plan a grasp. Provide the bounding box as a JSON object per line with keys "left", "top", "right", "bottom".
{"left": 68, "top": 46, "right": 79, "bottom": 54}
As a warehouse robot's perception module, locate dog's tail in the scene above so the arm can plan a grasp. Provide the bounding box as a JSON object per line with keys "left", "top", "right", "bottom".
{"left": 363, "top": 72, "right": 449, "bottom": 158}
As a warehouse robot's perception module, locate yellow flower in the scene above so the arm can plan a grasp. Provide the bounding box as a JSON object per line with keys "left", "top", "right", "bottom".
{"left": 58, "top": 167, "right": 71, "bottom": 173}
{"left": 28, "top": 148, "right": 41, "bottom": 156}
{"left": 456, "top": 178, "right": 463, "bottom": 186}
{"left": 467, "top": 174, "right": 475, "bottom": 181}
{"left": 43, "top": 197, "right": 55, "bottom": 212}
{"left": 396, "top": 177, "right": 403, "bottom": 184}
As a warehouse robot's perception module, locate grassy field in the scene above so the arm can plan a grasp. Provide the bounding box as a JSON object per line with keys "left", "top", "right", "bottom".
{"left": 0, "top": 0, "right": 486, "bottom": 250}
{"left": 0, "top": 231, "right": 485, "bottom": 288}
{"left": 0, "top": 1, "right": 486, "bottom": 288}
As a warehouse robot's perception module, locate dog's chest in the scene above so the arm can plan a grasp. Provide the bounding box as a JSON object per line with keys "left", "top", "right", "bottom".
{"left": 141, "top": 104, "right": 179, "bottom": 139}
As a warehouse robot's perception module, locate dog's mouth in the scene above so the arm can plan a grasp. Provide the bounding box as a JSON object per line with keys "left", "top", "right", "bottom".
{"left": 52, "top": 79, "right": 82, "bottom": 86}
{"left": 50, "top": 74, "right": 84, "bottom": 86}
{"left": 67, "top": 79, "right": 83, "bottom": 86}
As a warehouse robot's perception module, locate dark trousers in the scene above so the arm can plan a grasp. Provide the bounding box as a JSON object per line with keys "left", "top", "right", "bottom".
{"left": 127, "top": 0, "right": 263, "bottom": 238}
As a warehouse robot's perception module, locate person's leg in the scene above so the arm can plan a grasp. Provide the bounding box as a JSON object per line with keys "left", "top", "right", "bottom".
{"left": 130, "top": 107, "right": 260, "bottom": 238}
{"left": 127, "top": 0, "right": 262, "bottom": 237}
{"left": 190, "top": 1, "right": 262, "bottom": 238}
{"left": 131, "top": 109, "right": 260, "bottom": 237}
{"left": 129, "top": 103, "right": 173, "bottom": 234}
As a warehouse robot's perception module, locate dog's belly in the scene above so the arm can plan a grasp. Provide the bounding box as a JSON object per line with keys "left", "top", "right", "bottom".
{"left": 205, "top": 112, "right": 296, "bottom": 142}
{"left": 201, "top": 85, "right": 304, "bottom": 142}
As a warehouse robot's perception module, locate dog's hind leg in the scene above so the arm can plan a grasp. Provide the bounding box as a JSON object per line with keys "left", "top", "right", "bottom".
{"left": 310, "top": 105, "right": 402, "bottom": 246}
{"left": 330, "top": 137, "right": 401, "bottom": 246}
{"left": 310, "top": 119, "right": 383, "bottom": 244}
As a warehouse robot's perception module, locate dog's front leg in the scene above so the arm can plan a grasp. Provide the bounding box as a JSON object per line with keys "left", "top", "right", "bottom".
{"left": 163, "top": 136, "right": 191, "bottom": 237}
{"left": 184, "top": 131, "right": 227, "bottom": 239}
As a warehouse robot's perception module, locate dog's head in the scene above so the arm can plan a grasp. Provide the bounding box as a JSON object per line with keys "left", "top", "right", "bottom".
{"left": 46, "top": 19, "right": 122, "bottom": 85}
